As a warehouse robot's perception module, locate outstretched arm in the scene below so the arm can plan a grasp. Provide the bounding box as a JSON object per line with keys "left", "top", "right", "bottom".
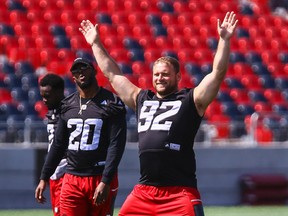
{"left": 194, "top": 11, "right": 238, "bottom": 116}
{"left": 79, "top": 20, "right": 141, "bottom": 110}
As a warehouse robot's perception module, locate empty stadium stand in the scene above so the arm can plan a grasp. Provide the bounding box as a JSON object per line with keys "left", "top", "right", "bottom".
{"left": 0, "top": 0, "right": 287, "bottom": 144}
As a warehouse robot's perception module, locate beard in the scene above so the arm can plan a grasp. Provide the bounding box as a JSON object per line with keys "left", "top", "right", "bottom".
{"left": 76, "top": 77, "right": 94, "bottom": 89}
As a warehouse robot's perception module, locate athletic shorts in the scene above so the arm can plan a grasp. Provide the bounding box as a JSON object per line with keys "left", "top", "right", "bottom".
{"left": 60, "top": 173, "right": 118, "bottom": 216}
{"left": 49, "top": 177, "right": 64, "bottom": 216}
{"left": 119, "top": 184, "right": 204, "bottom": 216}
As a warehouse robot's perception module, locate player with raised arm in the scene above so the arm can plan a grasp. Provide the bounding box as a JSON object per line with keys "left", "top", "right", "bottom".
{"left": 80, "top": 11, "right": 238, "bottom": 216}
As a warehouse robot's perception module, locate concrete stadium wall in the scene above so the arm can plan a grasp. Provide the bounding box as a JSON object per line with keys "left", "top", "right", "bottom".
{"left": 0, "top": 143, "right": 288, "bottom": 210}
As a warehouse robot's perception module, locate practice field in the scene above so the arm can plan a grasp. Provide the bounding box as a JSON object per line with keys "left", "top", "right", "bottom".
{"left": 0, "top": 206, "right": 287, "bottom": 216}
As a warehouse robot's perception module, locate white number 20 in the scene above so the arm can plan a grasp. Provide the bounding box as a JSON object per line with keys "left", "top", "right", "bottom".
{"left": 138, "top": 100, "right": 181, "bottom": 132}
{"left": 67, "top": 118, "right": 103, "bottom": 151}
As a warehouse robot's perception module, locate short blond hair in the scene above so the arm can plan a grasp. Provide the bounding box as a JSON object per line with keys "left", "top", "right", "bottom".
{"left": 153, "top": 56, "right": 180, "bottom": 73}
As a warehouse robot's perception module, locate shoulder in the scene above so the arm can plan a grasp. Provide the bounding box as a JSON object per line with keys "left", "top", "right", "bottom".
{"left": 99, "top": 88, "right": 126, "bottom": 115}
{"left": 137, "top": 89, "right": 156, "bottom": 102}
{"left": 60, "top": 92, "right": 78, "bottom": 112}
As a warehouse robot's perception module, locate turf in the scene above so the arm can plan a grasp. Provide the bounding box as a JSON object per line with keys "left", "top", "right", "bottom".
{"left": 0, "top": 206, "right": 287, "bottom": 216}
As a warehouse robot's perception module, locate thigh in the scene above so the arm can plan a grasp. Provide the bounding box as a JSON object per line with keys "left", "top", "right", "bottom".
{"left": 89, "top": 175, "right": 119, "bottom": 216}
{"left": 60, "top": 174, "right": 88, "bottom": 216}
{"left": 157, "top": 187, "right": 204, "bottom": 216}
{"left": 118, "top": 185, "right": 153, "bottom": 216}
{"left": 49, "top": 178, "right": 63, "bottom": 216}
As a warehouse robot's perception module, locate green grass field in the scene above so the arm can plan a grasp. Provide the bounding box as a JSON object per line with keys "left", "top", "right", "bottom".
{"left": 0, "top": 206, "right": 287, "bottom": 216}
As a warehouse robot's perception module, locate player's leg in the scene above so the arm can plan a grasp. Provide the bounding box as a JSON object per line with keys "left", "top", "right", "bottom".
{"left": 118, "top": 184, "right": 155, "bottom": 215}
{"left": 156, "top": 186, "right": 204, "bottom": 216}
{"left": 60, "top": 173, "right": 89, "bottom": 216}
{"left": 49, "top": 178, "right": 63, "bottom": 216}
{"left": 89, "top": 175, "right": 119, "bottom": 216}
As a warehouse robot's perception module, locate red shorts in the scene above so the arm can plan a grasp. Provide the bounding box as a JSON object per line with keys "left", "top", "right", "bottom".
{"left": 60, "top": 173, "right": 118, "bottom": 216}
{"left": 119, "top": 184, "right": 204, "bottom": 216}
{"left": 49, "top": 177, "right": 64, "bottom": 216}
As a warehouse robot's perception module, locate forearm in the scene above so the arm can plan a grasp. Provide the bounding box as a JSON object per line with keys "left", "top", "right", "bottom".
{"left": 91, "top": 41, "right": 122, "bottom": 81}
{"left": 212, "top": 38, "right": 230, "bottom": 80}
{"left": 40, "top": 144, "right": 66, "bottom": 180}
{"left": 101, "top": 116, "right": 127, "bottom": 184}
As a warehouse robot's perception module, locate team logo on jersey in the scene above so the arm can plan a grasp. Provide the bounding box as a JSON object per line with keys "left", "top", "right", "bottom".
{"left": 101, "top": 100, "right": 108, "bottom": 105}
{"left": 165, "top": 143, "right": 181, "bottom": 151}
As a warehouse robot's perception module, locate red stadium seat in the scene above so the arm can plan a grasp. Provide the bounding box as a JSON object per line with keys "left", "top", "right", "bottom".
{"left": 70, "top": 35, "right": 89, "bottom": 50}
{"left": 116, "top": 24, "right": 133, "bottom": 38}
{"left": 0, "top": 88, "right": 12, "bottom": 103}
{"left": 230, "top": 88, "right": 250, "bottom": 103}
{"left": 34, "top": 35, "right": 55, "bottom": 49}
{"left": 13, "top": 22, "right": 32, "bottom": 36}
{"left": 17, "top": 35, "right": 36, "bottom": 49}
{"left": 61, "top": 10, "right": 81, "bottom": 24}
{"left": 208, "top": 114, "right": 231, "bottom": 139}
{"left": 161, "top": 13, "right": 178, "bottom": 26}
{"left": 42, "top": 10, "right": 63, "bottom": 25}
{"left": 241, "top": 74, "right": 262, "bottom": 90}
{"left": 205, "top": 100, "right": 223, "bottom": 120}
{"left": 31, "top": 23, "right": 51, "bottom": 37}
{"left": 9, "top": 11, "right": 29, "bottom": 25}
{"left": 138, "top": 74, "right": 153, "bottom": 90}
{"left": 102, "top": 36, "right": 125, "bottom": 51}
{"left": 128, "top": 11, "right": 147, "bottom": 25}
{"left": 109, "top": 48, "right": 130, "bottom": 62}
{"left": 131, "top": 61, "right": 151, "bottom": 75}
{"left": 177, "top": 12, "right": 192, "bottom": 26}
{"left": 166, "top": 24, "right": 183, "bottom": 38}
{"left": 154, "top": 36, "right": 173, "bottom": 50}
{"left": 98, "top": 24, "right": 118, "bottom": 38}
{"left": 0, "top": 35, "right": 18, "bottom": 53}
{"left": 123, "top": 0, "right": 142, "bottom": 11}
{"left": 173, "top": 1, "right": 190, "bottom": 13}
{"left": 111, "top": 11, "right": 129, "bottom": 25}
{"left": 264, "top": 89, "right": 284, "bottom": 103}
{"left": 138, "top": 35, "right": 157, "bottom": 49}
{"left": 144, "top": 48, "right": 162, "bottom": 63}
{"left": 255, "top": 125, "right": 273, "bottom": 144}
{"left": 46, "top": 60, "right": 72, "bottom": 75}
{"left": 132, "top": 24, "right": 152, "bottom": 39}
{"left": 179, "top": 73, "right": 194, "bottom": 89}
{"left": 254, "top": 101, "right": 272, "bottom": 113}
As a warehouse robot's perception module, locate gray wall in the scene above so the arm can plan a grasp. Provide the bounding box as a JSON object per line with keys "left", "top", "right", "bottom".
{"left": 0, "top": 143, "right": 288, "bottom": 209}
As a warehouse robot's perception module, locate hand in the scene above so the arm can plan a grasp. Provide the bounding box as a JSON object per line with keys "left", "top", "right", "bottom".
{"left": 79, "top": 20, "right": 99, "bottom": 46}
{"left": 217, "top": 11, "right": 238, "bottom": 40}
{"left": 35, "top": 180, "right": 47, "bottom": 204}
{"left": 93, "top": 182, "right": 110, "bottom": 206}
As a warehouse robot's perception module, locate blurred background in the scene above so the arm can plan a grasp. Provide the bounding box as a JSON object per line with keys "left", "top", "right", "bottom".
{"left": 0, "top": 0, "right": 288, "bottom": 210}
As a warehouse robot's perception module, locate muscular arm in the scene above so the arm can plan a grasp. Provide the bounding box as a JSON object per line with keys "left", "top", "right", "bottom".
{"left": 79, "top": 20, "right": 141, "bottom": 110}
{"left": 194, "top": 12, "right": 238, "bottom": 116}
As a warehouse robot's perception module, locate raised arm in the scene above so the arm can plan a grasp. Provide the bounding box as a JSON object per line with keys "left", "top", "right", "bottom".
{"left": 79, "top": 20, "right": 141, "bottom": 110}
{"left": 194, "top": 11, "right": 238, "bottom": 116}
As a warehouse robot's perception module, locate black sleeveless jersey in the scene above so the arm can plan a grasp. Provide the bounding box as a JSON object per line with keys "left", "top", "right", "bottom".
{"left": 40, "top": 87, "right": 127, "bottom": 184}
{"left": 136, "top": 88, "right": 202, "bottom": 187}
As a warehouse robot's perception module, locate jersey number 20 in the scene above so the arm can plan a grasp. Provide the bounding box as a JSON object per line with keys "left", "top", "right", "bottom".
{"left": 67, "top": 118, "right": 103, "bottom": 151}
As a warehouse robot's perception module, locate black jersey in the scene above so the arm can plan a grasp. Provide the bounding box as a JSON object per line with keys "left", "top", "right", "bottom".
{"left": 46, "top": 107, "right": 67, "bottom": 180}
{"left": 40, "top": 87, "right": 127, "bottom": 184}
{"left": 136, "top": 88, "right": 202, "bottom": 187}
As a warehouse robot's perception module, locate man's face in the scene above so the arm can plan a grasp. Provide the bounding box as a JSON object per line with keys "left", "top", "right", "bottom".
{"left": 152, "top": 62, "right": 180, "bottom": 97}
{"left": 40, "top": 85, "right": 60, "bottom": 110}
{"left": 71, "top": 64, "right": 95, "bottom": 89}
